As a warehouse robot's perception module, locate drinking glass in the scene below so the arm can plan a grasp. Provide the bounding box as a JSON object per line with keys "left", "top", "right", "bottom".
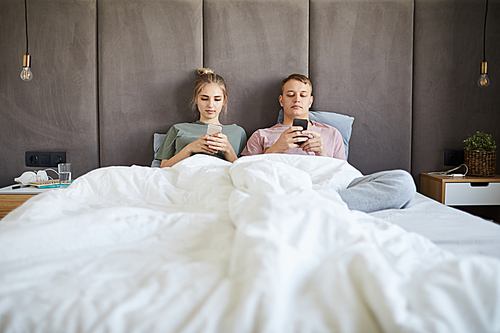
{"left": 58, "top": 163, "right": 72, "bottom": 187}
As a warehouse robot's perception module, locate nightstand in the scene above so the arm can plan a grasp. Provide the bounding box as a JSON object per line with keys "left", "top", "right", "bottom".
{"left": 420, "top": 173, "right": 500, "bottom": 206}
{"left": 0, "top": 185, "right": 56, "bottom": 219}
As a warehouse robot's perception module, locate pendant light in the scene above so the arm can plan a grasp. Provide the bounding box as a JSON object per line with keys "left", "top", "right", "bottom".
{"left": 20, "top": 0, "right": 32, "bottom": 81}
{"left": 478, "top": 0, "right": 489, "bottom": 88}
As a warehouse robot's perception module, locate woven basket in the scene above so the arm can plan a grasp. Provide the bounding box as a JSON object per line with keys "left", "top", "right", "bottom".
{"left": 464, "top": 150, "right": 497, "bottom": 177}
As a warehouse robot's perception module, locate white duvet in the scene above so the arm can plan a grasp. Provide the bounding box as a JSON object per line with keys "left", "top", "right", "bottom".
{"left": 0, "top": 154, "right": 499, "bottom": 333}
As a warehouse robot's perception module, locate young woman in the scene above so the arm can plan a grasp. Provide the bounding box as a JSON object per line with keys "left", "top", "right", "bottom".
{"left": 155, "top": 68, "right": 247, "bottom": 168}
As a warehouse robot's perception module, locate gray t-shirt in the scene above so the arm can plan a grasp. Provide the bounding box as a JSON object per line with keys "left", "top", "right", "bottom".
{"left": 155, "top": 121, "right": 247, "bottom": 161}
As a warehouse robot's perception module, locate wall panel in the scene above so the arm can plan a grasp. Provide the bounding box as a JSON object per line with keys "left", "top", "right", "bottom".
{"left": 412, "top": 0, "right": 500, "bottom": 181}
{"left": 98, "top": 0, "right": 203, "bottom": 167}
{"left": 310, "top": 0, "right": 414, "bottom": 175}
{"left": 0, "top": 0, "right": 98, "bottom": 186}
{"left": 203, "top": 0, "right": 309, "bottom": 136}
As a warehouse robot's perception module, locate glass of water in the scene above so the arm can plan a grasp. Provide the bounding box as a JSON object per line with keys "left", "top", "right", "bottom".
{"left": 58, "top": 163, "right": 72, "bottom": 187}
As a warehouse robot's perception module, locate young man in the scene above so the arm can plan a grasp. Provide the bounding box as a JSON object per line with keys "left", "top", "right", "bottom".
{"left": 241, "top": 74, "right": 345, "bottom": 159}
{"left": 241, "top": 73, "right": 416, "bottom": 213}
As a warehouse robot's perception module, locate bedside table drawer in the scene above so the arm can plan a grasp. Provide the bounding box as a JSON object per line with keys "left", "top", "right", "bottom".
{"left": 0, "top": 185, "right": 59, "bottom": 219}
{"left": 445, "top": 182, "right": 500, "bottom": 206}
{"left": 0, "top": 195, "right": 36, "bottom": 218}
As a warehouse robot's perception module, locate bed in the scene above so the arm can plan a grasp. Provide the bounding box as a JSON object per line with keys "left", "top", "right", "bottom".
{"left": 2, "top": 0, "right": 500, "bottom": 331}
{"left": 1, "top": 154, "right": 500, "bottom": 333}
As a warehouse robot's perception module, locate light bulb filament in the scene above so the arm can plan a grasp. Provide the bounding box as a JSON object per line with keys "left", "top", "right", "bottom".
{"left": 478, "top": 76, "right": 489, "bottom": 87}
{"left": 20, "top": 67, "right": 32, "bottom": 81}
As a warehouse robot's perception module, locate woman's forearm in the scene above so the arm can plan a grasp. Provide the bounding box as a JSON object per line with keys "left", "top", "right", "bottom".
{"left": 223, "top": 145, "right": 239, "bottom": 163}
{"left": 160, "top": 146, "right": 193, "bottom": 168}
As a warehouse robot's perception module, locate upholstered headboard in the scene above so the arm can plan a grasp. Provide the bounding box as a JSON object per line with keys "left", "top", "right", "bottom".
{"left": 1, "top": 0, "right": 499, "bottom": 188}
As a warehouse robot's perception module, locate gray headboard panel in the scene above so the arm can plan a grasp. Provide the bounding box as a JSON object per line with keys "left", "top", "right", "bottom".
{"left": 310, "top": 0, "right": 414, "bottom": 174}
{"left": 203, "top": 0, "right": 309, "bottom": 136}
{"left": 98, "top": 0, "right": 203, "bottom": 167}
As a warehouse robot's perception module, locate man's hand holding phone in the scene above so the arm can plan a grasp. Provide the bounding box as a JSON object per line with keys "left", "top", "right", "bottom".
{"left": 300, "top": 130, "right": 328, "bottom": 156}
{"left": 265, "top": 119, "right": 308, "bottom": 154}
{"left": 291, "top": 119, "right": 328, "bottom": 156}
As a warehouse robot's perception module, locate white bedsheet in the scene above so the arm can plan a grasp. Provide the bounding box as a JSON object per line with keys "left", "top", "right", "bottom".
{"left": 371, "top": 193, "right": 500, "bottom": 260}
{"left": 1, "top": 154, "right": 499, "bottom": 333}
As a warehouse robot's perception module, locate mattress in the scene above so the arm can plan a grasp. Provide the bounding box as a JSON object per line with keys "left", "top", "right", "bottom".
{"left": 371, "top": 193, "right": 500, "bottom": 260}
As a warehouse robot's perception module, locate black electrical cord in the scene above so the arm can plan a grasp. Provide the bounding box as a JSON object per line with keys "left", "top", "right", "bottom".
{"left": 24, "top": 0, "right": 29, "bottom": 55}
{"left": 482, "top": 0, "right": 488, "bottom": 62}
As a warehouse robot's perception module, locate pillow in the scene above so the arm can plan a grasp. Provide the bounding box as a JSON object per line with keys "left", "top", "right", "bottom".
{"left": 277, "top": 109, "right": 354, "bottom": 159}
{"left": 151, "top": 133, "right": 166, "bottom": 167}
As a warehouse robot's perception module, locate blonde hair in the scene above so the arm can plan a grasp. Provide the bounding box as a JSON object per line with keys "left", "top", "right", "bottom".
{"left": 190, "top": 68, "right": 228, "bottom": 116}
{"left": 281, "top": 73, "right": 313, "bottom": 94}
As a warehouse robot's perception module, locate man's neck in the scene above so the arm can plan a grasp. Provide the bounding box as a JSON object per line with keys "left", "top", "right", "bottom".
{"left": 282, "top": 115, "right": 310, "bottom": 126}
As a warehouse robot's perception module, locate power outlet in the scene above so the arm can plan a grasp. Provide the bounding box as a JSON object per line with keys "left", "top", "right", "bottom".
{"left": 25, "top": 151, "right": 66, "bottom": 167}
{"left": 444, "top": 150, "right": 464, "bottom": 166}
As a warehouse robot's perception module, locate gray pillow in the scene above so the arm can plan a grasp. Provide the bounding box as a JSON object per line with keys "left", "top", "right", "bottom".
{"left": 151, "top": 133, "right": 166, "bottom": 167}
{"left": 277, "top": 109, "right": 354, "bottom": 159}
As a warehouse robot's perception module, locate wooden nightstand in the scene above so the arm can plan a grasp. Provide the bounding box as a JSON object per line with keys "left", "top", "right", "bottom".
{"left": 420, "top": 173, "right": 500, "bottom": 206}
{"left": 0, "top": 185, "right": 55, "bottom": 219}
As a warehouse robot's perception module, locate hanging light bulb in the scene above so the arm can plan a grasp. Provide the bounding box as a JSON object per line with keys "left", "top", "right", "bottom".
{"left": 20, "top": 0, "right": 32, "bottom": 82}
{"left": 478, "top": 61, "right": 490, "bottom": 88}
{"left": 478, "top": 0, "right": 489, "bottom": 88}
{"left": 20, "top": 54, "right": 32, "bottom": 81}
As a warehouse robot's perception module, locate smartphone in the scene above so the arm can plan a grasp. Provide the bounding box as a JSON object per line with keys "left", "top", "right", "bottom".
{"left": 207, "top": 124, "right": 222, "bottom": 135}
{"left": 292, "top": 119, "right": 308, "bottom": 145}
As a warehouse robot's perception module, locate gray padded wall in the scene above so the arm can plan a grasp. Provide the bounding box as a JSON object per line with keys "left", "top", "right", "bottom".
{"left": 98, "top": 0, "right": 203, "bottom": 167}
{"left": 412, "top": 0, "right": 500, "bottom": 181}
{"left": 0, "top": 0, "right": 98, "bottom": 187}
{"left": 203, "top": 0, "right": 309, "bottom": 136}
{"left": 310, "top": 0, "right": 414, "bottom": 175}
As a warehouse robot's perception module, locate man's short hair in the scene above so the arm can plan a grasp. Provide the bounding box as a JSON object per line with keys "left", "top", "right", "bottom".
{"left": 281, "top": 74, "right": 313, "bottom": 94}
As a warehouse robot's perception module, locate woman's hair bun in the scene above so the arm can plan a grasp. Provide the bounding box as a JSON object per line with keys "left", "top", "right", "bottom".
{"left": 198, "top": 68, "right": 214, "bottom": 75}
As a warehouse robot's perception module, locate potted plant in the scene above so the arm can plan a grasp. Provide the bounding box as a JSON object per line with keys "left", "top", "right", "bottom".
{"left": 463, "top": 131, "right": 497, "bottom": 176}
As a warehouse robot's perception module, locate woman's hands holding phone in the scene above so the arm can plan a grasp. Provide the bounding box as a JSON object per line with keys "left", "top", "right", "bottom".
{"left": 206, "top": 132, "right": 231, "bottom": 153}
{"left": 187, "top": 131, "right": 237, "bottom": 161}
{"left": 207, "top": 132, "right": 239, "bottom": 162}
{"left": 186, "top": 134, "right": 219, "bottom": 155}
{"left": 161, "top": 132, "right": 237, "bottom": 168}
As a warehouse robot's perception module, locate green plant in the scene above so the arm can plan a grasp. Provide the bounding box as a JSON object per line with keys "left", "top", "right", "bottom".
{"left": 463, "top": 131, "right": 497, "bottom": 152}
